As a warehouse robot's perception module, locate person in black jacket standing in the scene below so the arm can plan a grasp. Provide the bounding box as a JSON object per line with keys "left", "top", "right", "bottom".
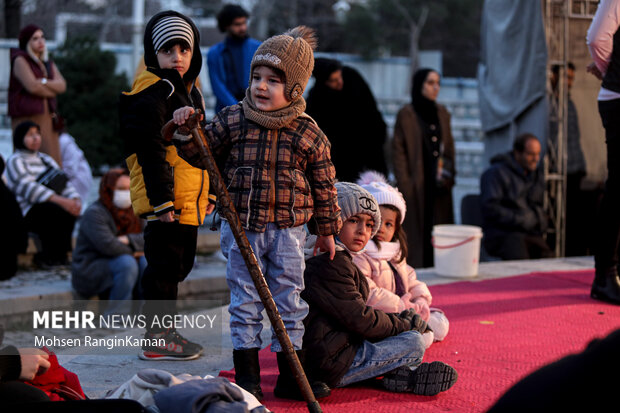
{"left": 586, "top": 0, "right": 620, "bottom": 305}
{"left": 301, "top": 182, "right": 457, "bottom": 397}
{"left": 480, "top": 133, "right": 552, "bottom": 260}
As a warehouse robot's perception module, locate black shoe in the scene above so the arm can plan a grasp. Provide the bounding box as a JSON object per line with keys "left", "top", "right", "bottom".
{"left": 273, "top": 351, "right": 331, "bottom": 400}
{"left": 382, "top": 361, "right": 458, "bottom": 396}
{"left": 33, "top": 253, "right": 69, "bottom": 270}
{"left": 139, "top": 329, "right": 203, "bottom": 361}
{"left": 233, "top": 348, "right": 263, "bottom": 401}
{"left": 32, "top": 253, "right": 56, "bottom": 270}
{"left": 591, "top": 267, "right": 620, "bottom": 305}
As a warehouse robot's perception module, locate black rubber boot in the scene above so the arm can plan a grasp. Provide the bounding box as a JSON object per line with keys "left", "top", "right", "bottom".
{"left": 591, "top": 267, "right": 620, "bottom": 305}
{"left": 233, "top": 348, "right": 263, "bottom": 401}
{"left": 273, "top": 350, "right": 331, "bottom": 400}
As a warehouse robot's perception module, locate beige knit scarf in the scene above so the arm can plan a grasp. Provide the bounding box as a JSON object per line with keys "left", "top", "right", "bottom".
{"left": 241, "top": 88, "right": 306, "bottom": 129}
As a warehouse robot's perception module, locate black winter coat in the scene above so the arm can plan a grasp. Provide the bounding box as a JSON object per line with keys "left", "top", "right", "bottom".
{"left": 480, "top": 152, "right": 547, "bottom": 240}
{"left": 302, "top": 249, "right": 413, "bottom": 387}
{"left": 0, "top": 155, "right": 27, "bottom": 280}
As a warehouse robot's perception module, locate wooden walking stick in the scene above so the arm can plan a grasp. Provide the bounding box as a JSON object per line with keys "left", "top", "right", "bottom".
{"left": 162, "top": 112, "right": 322, "bottom": 413}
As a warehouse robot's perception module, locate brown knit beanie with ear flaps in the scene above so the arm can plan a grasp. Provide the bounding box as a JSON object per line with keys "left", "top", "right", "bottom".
{"left": 250, "top": 26, "right": 317, "bottom": 101}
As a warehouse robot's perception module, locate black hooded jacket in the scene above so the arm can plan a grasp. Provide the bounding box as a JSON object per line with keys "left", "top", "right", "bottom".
{"left": 119, "top": 11, "right": 214, "bottom": 225}
{"left": 480, "top": 152, "right": 547, "bottom": 239}
{"left": 141, "top": 11, "right": 203, "bottom": 85}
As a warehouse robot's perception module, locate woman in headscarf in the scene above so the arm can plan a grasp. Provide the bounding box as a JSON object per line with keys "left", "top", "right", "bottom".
{"left": 392, "top": 68, "right": 456, "bottom": 268}
{"left": 5, "top": 121, "right": 80, "bottom": 268}
{"left": 306, "top": 58, "right": 388, "bottom": 182}
{"left": 71, "top": 169, "right": 145, "bottom": 311}
{"left": 8, "top": 24, "right": 66, "bottom": 165}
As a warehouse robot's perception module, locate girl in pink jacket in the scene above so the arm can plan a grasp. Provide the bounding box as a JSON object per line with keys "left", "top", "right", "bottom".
{"left": 353, "top": 171, "right": 449, "bottom": 347}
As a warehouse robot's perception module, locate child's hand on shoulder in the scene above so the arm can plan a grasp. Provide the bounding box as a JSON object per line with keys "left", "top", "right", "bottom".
{"left": 173, "top": 106, "right": 202, "bottom": 125}
{"left": 314, "top": 235, "right": 335, "bottom": 260}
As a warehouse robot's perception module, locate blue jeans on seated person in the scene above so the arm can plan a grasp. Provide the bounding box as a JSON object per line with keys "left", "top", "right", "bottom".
{"left": 220, "top": 221, "right": 308, "bottom": 352}
{"left": 337, "top": 330, "right": 425, "bottom": 387}
{"left": 105, "top": 254, "right": 146, "bottom": 315}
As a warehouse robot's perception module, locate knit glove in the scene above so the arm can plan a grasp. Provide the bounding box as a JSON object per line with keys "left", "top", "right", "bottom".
{"left": 398, "top": 309, "right": 432, "bottom": 333}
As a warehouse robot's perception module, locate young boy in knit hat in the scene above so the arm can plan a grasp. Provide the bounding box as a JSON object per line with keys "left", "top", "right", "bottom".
{"left": 302, "top": 182, "right": 457, "bottom": 396}
{"left": 173, "top": 26, "right": 341, "bottom": 400}
{"left": 119, "top": 10, "right": 216, "bottom": 361}
{"left": 354, "top": 171, "right": 450, "bottom": 348}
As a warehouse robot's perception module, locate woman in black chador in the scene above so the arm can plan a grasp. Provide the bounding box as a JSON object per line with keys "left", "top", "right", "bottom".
{"left": 306, "top": 58, "right": 387, "bottom": 182}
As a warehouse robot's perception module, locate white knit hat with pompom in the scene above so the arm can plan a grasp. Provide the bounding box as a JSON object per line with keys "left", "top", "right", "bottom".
{"left": 357, "top": 170, "right": 407, "bottom": 224}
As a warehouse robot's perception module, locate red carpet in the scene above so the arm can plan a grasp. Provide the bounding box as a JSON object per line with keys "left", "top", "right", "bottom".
{"left": 220, "top": 270, "right": 620, "bottom": 412}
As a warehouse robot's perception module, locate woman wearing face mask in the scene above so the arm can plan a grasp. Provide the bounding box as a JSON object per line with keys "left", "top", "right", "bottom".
{"left": 71, "top": 169, "right": 145, "bottom": 310}
{"left": 8, "top": 24, "right": 66, "bottom": 165}
{"left": 392, "top": 68, "right": 456, "bottom": 269}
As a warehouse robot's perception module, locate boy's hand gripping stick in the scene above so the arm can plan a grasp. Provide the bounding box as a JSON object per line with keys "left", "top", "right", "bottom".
{"left": 162, "top": 111, "right": 323, "bottom": 413}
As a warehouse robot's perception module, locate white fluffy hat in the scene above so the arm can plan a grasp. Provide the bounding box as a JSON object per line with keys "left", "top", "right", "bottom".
{"left": 357, "top": 171, "right": 407, "bottom": 224}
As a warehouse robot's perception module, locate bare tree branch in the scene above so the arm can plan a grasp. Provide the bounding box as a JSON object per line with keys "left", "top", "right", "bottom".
{"left": 389, "top": 0, "right": 413, "bottom": 25}
{"left": 389, "top": 0, "right": 428, "bottom": 82}
{"left": 251, "top": 0, "right": 276, "bottom": 40}
{"left": 409, "top": 6, "right": 428, "bottom": 75}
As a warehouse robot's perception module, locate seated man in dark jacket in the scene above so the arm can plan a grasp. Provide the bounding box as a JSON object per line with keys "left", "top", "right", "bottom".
{"left": 480, "top": 133, "right": 552, "bottom": 260}
{"left": 297, "top": 182, "right": 457, "bottom": 398}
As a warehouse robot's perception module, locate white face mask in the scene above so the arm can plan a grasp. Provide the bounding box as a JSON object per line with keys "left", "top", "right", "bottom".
{"left": 112, "top": 189, "right": 132, "bottom": 209}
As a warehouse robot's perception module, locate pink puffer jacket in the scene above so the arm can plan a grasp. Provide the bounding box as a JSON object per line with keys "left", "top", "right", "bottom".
{"left": 352, "top": 241, "right": 432, "bottom": 318}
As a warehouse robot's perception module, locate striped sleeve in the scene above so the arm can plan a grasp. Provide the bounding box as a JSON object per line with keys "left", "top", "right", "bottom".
{"left": 5, "top": 153, "right": 55, "bottom": 208}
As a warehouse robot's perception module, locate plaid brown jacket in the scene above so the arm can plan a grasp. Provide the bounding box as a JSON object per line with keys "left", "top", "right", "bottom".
{"left": 206, "top": 104, "right": 342, "bottom": 235}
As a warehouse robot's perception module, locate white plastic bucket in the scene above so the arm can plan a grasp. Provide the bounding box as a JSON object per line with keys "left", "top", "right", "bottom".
{"left": 432, "top": 224, "right": 483, "bottom": 278}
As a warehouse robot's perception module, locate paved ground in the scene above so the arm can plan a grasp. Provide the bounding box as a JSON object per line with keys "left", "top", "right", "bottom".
{"left": 0, "top": 250, "right": 595, "bottom": 399}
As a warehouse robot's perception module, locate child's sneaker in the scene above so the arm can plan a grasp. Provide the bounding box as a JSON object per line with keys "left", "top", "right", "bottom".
{"left": 382, "top": 361, "right": 457, "bottom": 396}
{"left": 139, "top": 329, "right": 203, "bottom": 361}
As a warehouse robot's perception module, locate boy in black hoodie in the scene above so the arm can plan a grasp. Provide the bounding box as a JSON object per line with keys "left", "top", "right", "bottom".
{"left": 120, "top": 11, "right": 215, "bottom": 360}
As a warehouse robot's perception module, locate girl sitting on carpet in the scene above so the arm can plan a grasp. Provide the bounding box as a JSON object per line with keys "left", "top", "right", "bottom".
{"left": 353, "top": 171, "right": 449, "bottom": 348}
{"left": 301, "top": 182, "right": 457, "bottom": 396}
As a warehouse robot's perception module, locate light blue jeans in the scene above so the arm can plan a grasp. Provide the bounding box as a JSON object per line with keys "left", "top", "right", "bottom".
{"left": 105, "top": 254, "right": 146, "bottom": 315}
{"left": 221, "top": 221, "right": 308, "bottom": 351}
{"left": 337, "top": 330, "right": 426, "bottom": 387}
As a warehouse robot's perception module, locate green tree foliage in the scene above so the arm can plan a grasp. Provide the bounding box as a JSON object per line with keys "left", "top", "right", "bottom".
{"left": 54, "top": 36, "right": 129, "bottom": 173}
{"left": 342, "top": 0, "right": 483, "bottom": 77}
{"left": 342, "top": 4, "right": 382, "bottom": 59}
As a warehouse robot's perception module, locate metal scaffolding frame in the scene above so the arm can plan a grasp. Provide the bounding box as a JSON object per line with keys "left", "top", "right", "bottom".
{"left": 543, "top": 0, "right": 598, "bottom": 257}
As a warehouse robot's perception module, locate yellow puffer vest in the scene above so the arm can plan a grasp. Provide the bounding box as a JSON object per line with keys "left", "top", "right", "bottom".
{"left": 124, "top": 71, "right": 215, "bottom": 226}
{"left": 126, "top": 148, "right": 213, "bottom": 226}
